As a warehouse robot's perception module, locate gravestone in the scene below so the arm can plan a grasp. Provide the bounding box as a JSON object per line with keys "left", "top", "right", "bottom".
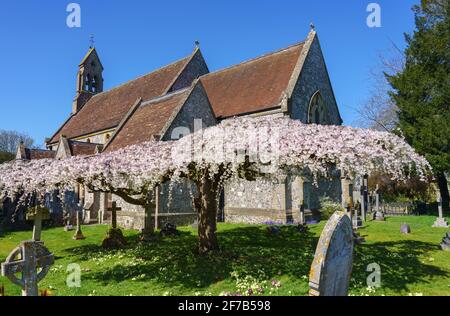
{"left": 400, "top": 223, "right": 411, "bottom": 234}
{"left": 299, "top": 204, "right": 306, "bottom": 225}
{"left": 102, "top": 201, "right": 126, "bottom": 249}
{"left": 73, "top": 199, "right": 85, "bottom": 240}
{"left": 432, "top": 197, "right": 449, "bottom": 228}
{"left": 352, "top": 202, "right": 363, "bottom": 228}
{"left": 440, "top": 232, "right": 450, "bottom": 251}
{"left": 26, "top": 206, "right": 50, "bottom": 241}
{"left": 160, "top": 223, "right": 179, "bottom": 237}
{"left": 191, "top": 219, "right": 198, "bottom": 229}
{"left": 1, "top": 241, "right": 54, "bottom": 296}
{"left": 309, "top": 211, "right": 354, "bottom": 296}
{"left": 374, "top": 189, "right": 385, "bottom": 221}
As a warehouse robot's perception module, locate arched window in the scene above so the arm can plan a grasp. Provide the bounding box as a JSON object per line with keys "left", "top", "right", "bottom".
{"left": 308, "top": 91, "right": 330, "bottom": 124}
{"left": 85, "top": 74, "right": 91, "bottom": 91}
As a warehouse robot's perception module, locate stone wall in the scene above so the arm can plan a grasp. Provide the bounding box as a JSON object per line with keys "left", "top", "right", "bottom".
{"left": 169, "top": 50, "right": 209, "bottom": 92}
{"left": 116, "top": 210, "right": 197, "bottom": 231}
{"left": 224, "top": 172, "right": 342, "bottom": 224}
{"left": 163, "top": 82, "right": 217, "bottom": 141}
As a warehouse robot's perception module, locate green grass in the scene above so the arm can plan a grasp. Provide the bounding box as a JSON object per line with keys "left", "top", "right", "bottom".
{"left": 0, "top": 216, "right": 449, "bottom": 296}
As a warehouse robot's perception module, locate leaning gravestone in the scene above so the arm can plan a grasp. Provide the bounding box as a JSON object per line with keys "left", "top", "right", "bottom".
{"left": 1, "top": 241, "right": 54, "bottom": 296}
{"left": 440, "top": 232, "right": 450, "bottom": 251}
{"left": 309, "top": 211, "right": 354, "bottom": 296}
{"left": 400, "top": 223, "right": 411, "bottom": 234}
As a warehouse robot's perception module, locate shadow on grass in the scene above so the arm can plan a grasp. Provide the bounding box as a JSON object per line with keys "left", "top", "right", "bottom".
{"left": 351, "top": 240, "right": 448, "bottom": 292}
{"left": 61, "top": 225, "right": 447, "bottom": 293}
{"left": 63, "top": 225, "right": 319, "bottom": 290}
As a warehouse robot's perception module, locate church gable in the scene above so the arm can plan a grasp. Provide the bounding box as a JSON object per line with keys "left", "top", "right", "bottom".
{"left": 162, "top": 81, "right": 216, "bottom": 141}
{"left": 167, "top": 48, "right": 209, "bottom": 93}
{"left": 289, "top": 32, "right": 343, "bottom": 125}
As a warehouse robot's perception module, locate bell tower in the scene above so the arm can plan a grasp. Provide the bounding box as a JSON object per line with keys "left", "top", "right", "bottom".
{"left": 72, "top": 45, "right": 104, "bottom": 114}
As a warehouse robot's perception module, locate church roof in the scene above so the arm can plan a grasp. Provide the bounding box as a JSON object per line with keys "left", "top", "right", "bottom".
{"left": 23, "top": 149, "right": 56, "bottom": 160}
{"left": 104, "top": 87, "right": 193, "bottom": 153}
{"left": 48, "top": 53, "right": 195, "bottom": 144}
{"left": 201, "top": 41, "right": 305, "bottom": 118}
{"left": 69, "top": 140, "right": 103, "bottom": 156}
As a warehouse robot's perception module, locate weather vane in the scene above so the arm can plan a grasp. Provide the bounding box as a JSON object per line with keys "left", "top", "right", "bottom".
{"left": 89, "top": 34, "right": 95, "bottom": 48}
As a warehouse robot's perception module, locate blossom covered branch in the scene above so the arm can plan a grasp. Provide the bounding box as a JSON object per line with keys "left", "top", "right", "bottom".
{"left": 0, "top": 116, "right": 432, "bottom": 201}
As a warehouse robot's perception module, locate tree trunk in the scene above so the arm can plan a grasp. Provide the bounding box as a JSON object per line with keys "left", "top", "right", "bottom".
{"left": 437, "top": 172, "right": 449, "bottom": 211}
{"left": 197, "top": 176, "right": 220, "bottom": 255}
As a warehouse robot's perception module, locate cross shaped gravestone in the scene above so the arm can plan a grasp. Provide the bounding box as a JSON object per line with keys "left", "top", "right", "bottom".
{"left": 26, "top": 206, "right": 50, "bottom": 242}
{"left": 107, "top": 201, "right": 122, "bottom": 230}
{"left": 1, "top": 241, "right": 54, "bottom": 296}
{"left": 73, "top": 198, "right": 85, "bottom": 240}
{"left": 374, "top": 185, "right": 385, "bottom": 221}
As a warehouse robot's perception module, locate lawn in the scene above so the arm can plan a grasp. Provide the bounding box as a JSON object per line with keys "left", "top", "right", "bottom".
{"left": 0, "top": 216, "right": 449, "bottom": 296}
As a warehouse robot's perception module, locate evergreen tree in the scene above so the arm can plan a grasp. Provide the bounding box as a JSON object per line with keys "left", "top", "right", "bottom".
{"left": 387, "top": 0, "right": 450, "bottom": 205}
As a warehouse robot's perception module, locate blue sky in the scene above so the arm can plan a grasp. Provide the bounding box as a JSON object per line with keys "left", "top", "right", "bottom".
{"left": 0, "top": 0, "right": 418, "bottom": 147}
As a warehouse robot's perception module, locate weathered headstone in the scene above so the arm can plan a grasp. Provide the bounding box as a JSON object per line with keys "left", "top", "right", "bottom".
{"left": 26, "top": 206, "right": 50, "bottom": 242}
{"left": 374, "top": 188, "right": 385, "bottom": 221}
{"left": 433, "top": 197, "right": 449, "bottom": 228}
{"left": 160, "top": 223, "right": 179, "bottom": 237}
{"left": 299, "top": 204, "right": 306, "bottom": 225}
{"left": 440, "top": 232, "right": 450, "bottom": 251}
{"left": 1, "top": 241, "right": 54, "bottom": 296}
{"left": 352, "top": 202, "right": 363, "bottom": 229}
{"left": 191, "top": 219, "right": 199, "bottom": 229}
{"left": 309, "top": 211, "right": 354, "bottom": 296}
{"left": 400, "top": 223, "right": 411, "bottom": 234}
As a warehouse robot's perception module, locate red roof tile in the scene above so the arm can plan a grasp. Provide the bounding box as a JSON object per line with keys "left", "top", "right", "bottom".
{"left": 201, "top": 42, "right": 304, "bottom": 118}
{"left": 49, "top": 55, "right": 193, "bottom": 144}
{"left": 25, "top": 149, "right": 56, "bottom": 160}
{"left": 69, "top": 141, "right": 102, "bottom": 156}
{"left": 104, "top": 88, "right": 192, "bottom": 152}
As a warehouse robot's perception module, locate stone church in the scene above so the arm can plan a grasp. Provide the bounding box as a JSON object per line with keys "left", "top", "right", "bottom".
{"left": 16, "top": 27, "right": 344, "bottom": 229}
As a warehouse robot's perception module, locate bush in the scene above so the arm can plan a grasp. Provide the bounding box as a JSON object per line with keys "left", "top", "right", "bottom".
{"left": 319, "top": 197, "right": 344, "bottom": 220}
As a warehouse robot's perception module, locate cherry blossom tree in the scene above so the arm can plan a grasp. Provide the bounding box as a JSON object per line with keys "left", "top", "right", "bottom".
{"left": 0, "top": 116, "right": 432, "bottom": 254}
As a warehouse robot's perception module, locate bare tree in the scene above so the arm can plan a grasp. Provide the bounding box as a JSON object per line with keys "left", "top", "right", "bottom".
{"left": 0, "top": 130, "right": 35, "bottom": 154}
{"left": 356, "top": 44, "right": 405, "bottom": 132}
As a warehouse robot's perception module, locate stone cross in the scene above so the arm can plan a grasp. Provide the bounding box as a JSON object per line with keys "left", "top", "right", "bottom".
{"left": 73, "top": 198, "right": 85, "bottom": 240}
{"left": 1, "top": 241, "right": 54, "bottom": 296}
{"left": 107, "top": 201, "right": 122, "bottom": 230}
{"left": 432, "top": 196, "right": 449, "bottom": 228}
{"left": 309, "top": 211, "right": 354, "bottom": 296}
{"left": 374, "top": 185, "right": 385, "bottom": 221}
{"left": 26, "top": 206, "right": 50, "bottom": 242}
